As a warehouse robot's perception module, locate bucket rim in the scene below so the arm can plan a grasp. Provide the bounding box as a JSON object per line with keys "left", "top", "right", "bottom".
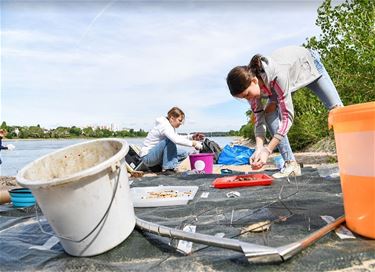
{"left": 328, "top": 102, "right": 375, "bottom": 127}
{"left": 189, "top": 153, "right": 215, "bottom": 157}
{"left": 16, "top": 138, "right": 129, "bottom": 188}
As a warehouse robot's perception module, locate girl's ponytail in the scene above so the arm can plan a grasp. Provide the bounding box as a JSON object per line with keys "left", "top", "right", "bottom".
{"left": 248, "top": 54, "right": 267, "bottom": 78}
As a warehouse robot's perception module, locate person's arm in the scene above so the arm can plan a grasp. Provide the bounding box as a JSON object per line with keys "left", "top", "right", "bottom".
{"left": 252, "top": 76, "right": 294, "bottom": 168}
{"left": 251, "top": 77, "right": 294, "bottom": 168}
{"left": 248, "top": 99, "right": 268, "bottom": 168}
{"left": 250, "top": 98, "right": 267, "bottom": 140}
{"left": 162, "top": 125, "right": 195, "bottom": 147}
{"left": 266, "top": 78, "right": 294, "bottom": 153}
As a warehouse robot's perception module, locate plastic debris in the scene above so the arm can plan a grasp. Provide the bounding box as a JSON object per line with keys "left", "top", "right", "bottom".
{"left": 177, "top": 225, "right": 196, "bottom": 254}
{"left": 241, "top": 220, "right": 271, "bottom": 233}
{"left": 321, "top": 215, "right": 356, "bottom": 239}
{"left": 226, "top": 191, "right": 241, "bottom": 198}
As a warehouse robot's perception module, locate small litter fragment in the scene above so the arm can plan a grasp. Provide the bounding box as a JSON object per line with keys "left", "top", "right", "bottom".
{"left": 241, "top": 220, "right": 271, "bottom": 233}
{"left": 318, "top": 165, "right": 340, "bottom": 179}
{"left": 177, "top": 225, "right": 196, "bottom": 254}
{"left": 278, "top": 215, "right": 288, "bottom": 222}
{"left": 200, "top": 192, "right": 209, "bottom": 198}
{"left": 130, "top": 171, "right": 144, "bottom": 178}
{"left": 321, "top": 215, "right": 356, "bottom": 239}
{"left": 226, "top": 191, "right": 240, "bottom": 198}
{"left": 29, "top": 236, "right": 60, "bottom": 251}
{"left": 214, "top": 232, "right": 225, "bottom": 238}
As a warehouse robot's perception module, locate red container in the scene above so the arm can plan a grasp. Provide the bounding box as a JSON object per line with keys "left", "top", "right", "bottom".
{"left": 212, "top": 173, "right": 273, "bottom": 189}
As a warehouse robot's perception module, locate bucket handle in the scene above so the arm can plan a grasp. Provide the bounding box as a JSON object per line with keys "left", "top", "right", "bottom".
{"left": 35, "top": 163, "right": 123, "bottom": 243}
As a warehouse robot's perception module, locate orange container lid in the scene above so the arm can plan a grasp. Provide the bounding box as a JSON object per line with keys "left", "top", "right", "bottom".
{"left": 328, "top": 102, "right": 375, "bottom": 132}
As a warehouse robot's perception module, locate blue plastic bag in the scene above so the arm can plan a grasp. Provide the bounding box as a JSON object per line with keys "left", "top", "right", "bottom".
{"left": 217, "top": 145, "right": 255, "bottom": 165}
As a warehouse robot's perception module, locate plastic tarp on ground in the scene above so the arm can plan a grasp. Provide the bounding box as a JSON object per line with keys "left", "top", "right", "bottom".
{"left": 1, "top": 167, "right": 375, "bottom": 271}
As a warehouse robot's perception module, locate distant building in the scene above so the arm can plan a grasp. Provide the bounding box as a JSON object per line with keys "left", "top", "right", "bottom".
{"left": 111, "top": 123, "right": 120, "bottom": 132}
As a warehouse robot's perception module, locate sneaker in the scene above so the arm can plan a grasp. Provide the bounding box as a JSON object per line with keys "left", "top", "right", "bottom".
{"left": 272, "top": 161, "right": 301, "bottom": 179}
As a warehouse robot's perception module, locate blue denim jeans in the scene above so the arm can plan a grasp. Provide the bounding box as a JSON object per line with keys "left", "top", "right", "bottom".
{"left": 307, "top": 49, "right": 343, "bottom": 110}
{"left": 266, "top": 50, "right": 343, "bottom": 163}
{"left": 141, "top": 138, "right": 188, "bottom": 170}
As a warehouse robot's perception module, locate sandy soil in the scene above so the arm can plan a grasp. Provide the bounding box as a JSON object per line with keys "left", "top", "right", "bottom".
{"left": 0, "top": 176, "right": 18, "bottom": 191}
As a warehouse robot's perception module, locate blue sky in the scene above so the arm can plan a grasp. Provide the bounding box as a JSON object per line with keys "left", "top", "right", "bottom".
{"left": 1, "top": 0, "right": 338, "bottom": 132}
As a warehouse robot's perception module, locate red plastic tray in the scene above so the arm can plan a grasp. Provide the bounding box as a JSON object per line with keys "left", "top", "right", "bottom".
{"left": 212, "top": 173, "right": 273, "bottom": 189}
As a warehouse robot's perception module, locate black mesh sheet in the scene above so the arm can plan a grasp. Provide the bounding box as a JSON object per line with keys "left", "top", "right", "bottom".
{"left": 1, "top": 167, "right": 374, "bottom": 271}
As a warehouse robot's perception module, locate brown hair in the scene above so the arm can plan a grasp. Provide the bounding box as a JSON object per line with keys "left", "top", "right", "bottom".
{"left": 226, "top": 54, "right": 267, "bottom": 96}
{"left": 167, "top": 107, "right": 185, "bottom": 120}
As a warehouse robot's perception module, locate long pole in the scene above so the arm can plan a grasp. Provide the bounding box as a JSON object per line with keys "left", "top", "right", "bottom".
{"left": 135, "top": 215, "right": 345, "bottom": 263}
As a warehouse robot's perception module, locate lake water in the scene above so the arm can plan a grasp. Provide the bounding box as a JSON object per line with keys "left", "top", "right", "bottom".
{"left": 0, "top": 137, "right": 238, "bottom": 177}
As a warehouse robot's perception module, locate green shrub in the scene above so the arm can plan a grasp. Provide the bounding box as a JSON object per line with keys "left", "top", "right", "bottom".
{"left": 242, "top": 0, "right": 375, "bottom": 151}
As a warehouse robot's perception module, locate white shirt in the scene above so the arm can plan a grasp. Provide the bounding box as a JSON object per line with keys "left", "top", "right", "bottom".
{"left": 140, "top": 116, "right": 193, "bottom": 157}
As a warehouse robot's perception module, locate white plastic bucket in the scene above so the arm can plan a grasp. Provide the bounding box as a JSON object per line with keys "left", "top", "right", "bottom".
{"left": 16, "top": 139, "right": 135, "bottom": 256}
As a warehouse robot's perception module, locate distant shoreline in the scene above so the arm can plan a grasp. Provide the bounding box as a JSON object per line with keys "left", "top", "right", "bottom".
{"left": 2, "top": 135, "right": 236, "bottom": 141}
{"left": 1, "top": 137, "right": 146, "bottom": 142}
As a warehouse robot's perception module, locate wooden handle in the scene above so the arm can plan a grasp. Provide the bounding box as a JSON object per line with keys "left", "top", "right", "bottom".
{"left": 0, "top": 190, "right": 11, "bottom": 204}
{"left": 300, "top": 216, "right": 345, "bottom": 249}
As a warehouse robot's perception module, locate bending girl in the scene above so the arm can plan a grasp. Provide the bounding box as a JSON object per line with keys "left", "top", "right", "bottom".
{"left": 226, "top": 46, "right": 343, "bottom": 178}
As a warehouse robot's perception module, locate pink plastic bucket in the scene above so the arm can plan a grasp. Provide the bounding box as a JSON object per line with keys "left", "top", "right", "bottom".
{"left": 189, "top": 153, "right": 214, "bottom": 174}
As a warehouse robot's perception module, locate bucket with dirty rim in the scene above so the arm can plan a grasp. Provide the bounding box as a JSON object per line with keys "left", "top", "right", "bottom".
{"left": 329, "top": 102, "right": 375, "bottom": 239}
{"left": 189, "top": 153, "right": 214, "bottom": 174}
{"left": 16, "top": 139, "right": 136, "bottom": 256}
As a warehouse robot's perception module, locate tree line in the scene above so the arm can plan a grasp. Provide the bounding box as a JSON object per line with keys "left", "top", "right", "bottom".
{"left": 0, "top": 122, "right": 148, "bottom": 139}
{"left": 0, "top": 122, "right": 240, "bottom": 139}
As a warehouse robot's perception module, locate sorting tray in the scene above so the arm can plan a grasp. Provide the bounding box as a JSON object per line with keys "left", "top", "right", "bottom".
{"left": 212, "top": 173, "right": 273, "bottom": 189}
{"left": 130, "top": 186, "right": 199, "bottom": 207}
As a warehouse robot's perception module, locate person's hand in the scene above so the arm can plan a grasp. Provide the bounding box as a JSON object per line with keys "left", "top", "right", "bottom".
{"left": 6, "top": 144, "right": 15, "bottom": 150}
{"left": 249, "top": 149, "right": 261, "bottom": 167}
{"left": 250, "top": 147, "right": 271, "bottom": 169}
{"left": 258, "top": 147, "right": 271, "bottom": 165}
{"left": 193, "top": 141, "right": 203, "bottom": 150}
{"left": 192, "top": 133, "right": 205, "bottom": 141}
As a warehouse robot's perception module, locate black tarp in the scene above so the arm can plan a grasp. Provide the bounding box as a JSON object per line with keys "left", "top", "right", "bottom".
{"left": 1, "top": 167, "right": 375, "bottom": 271}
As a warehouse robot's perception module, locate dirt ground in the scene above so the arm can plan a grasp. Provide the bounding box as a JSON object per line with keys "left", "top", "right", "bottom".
{"left": 0, "top": 176, "right": 18, "bottom": 191}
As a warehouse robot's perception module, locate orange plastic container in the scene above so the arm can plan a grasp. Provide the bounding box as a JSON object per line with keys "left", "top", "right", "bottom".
{"left": 328, "top": 102, "right": 375, "bottom": 238}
